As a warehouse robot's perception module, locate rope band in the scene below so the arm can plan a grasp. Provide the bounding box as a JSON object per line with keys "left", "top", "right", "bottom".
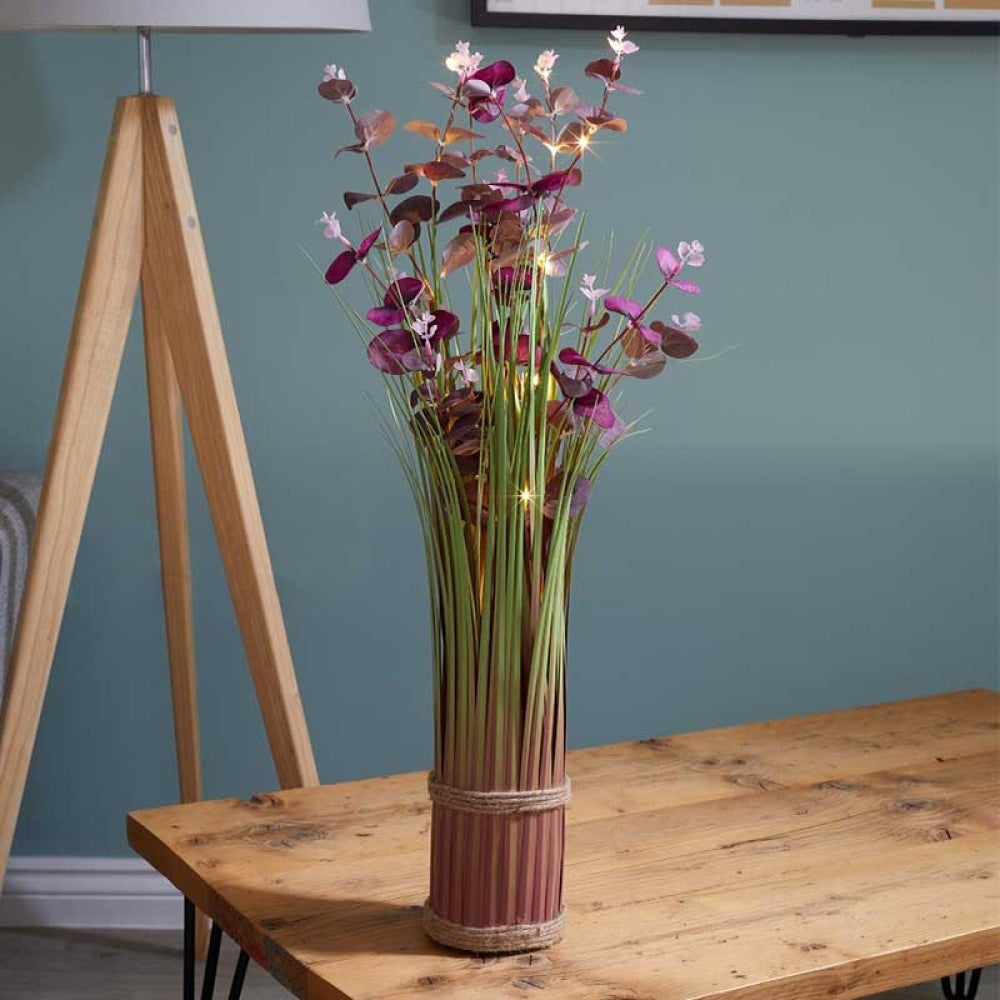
{"left": 423, "top": 903, "right": 565, "bottom": 953}
{"left": 427, "top": 773, "right": 571, "bottom": 815}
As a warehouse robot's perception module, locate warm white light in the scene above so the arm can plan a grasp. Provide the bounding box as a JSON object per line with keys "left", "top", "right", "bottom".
{"left": 531, "top": 373, "right": 541, "bottom": 387}
{"left": 576, "top": 132, "right": 591, "bottom": 151}
{"left": 520, "top": 487, "right": 533, "bottom": 505}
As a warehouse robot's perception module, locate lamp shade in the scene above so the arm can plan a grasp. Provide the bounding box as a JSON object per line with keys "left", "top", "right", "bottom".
{"left": 0, "top": 0, "right": 371, "bottom": 31}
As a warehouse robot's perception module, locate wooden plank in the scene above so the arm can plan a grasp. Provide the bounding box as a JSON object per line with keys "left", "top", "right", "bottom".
{"left": 0, "top": 97, "right": 144, "bottom": 883}
{"left": 141, "top": 266, "right": 208, "bottom": 958}
{"left": 128, "top": 690, "right": 1000, "bottom": 1000}
{"left": 138, "top": 96, "right": 318, "bottom": 791}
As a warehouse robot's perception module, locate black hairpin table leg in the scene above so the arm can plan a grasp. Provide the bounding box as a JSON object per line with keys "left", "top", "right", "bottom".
{"left": 942, "top": 969, "right": 983, "bottom": 999}
{"left": 182, "top": 897, "right": 252, "bottom": 999}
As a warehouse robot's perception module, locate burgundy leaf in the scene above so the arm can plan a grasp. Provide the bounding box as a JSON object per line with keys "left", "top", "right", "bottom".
{"left": 650, "top": 320, "right": 699, "bottom": 359}
{"left": 386, "top": 275, "right": 425, "bottom": 307}
{"left": 366, "top": 306, "right": 406, "bottom": 327}
{"left": 343, "top": 190, "right": 377, "bottom": 210}
{"left": 428, "top": 309, "right": 460, "bottom": 342}
{"left": 584, "top": 58, "right": 621, "bottom": 84}
{"left": 543, "top": 471, "right": 592, "bottom": 518}
{"left": 357, "top": 228, "right": 381, "bottom": 258}
{"left": 325, "top": 249, "right": 357, "bottom": 285}
{"left": 626, "top": 353, "right": 667, "bottom": 379}
{"left": 390, "top": 195, "right": 434, "bottom": 225}
{"left": 385, "top": 173, "right": 420, "bottom": 195}
{"left": 317, "top": 78, "right": 356, "bottom": 103}
{"left": 367, "top": 329, "right": 421, "bottom": 375}
{"left": 530, "top": 168, "right": 582, "bottom": 196}
{"left": 574, "top": 387, "right": 616, "bottom": 429}
{"left": 470, "top": 60, "right": 517, "bottom": 90}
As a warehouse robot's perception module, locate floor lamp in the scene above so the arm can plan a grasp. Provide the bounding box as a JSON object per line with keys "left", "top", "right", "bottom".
{"left": 0, "top": 0, "right": 371, "bottom": 911}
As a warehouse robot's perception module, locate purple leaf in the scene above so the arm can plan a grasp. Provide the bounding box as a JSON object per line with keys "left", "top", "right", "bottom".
{"left": 598, "top": 413, "right": 627, "bottom": 448}
{"left": 357, "top": 228, "right": 381, "bottom": 258}
{"left": 656, "top": 246, "right": 679, "bottom": 278}
{"left": 605, "top": 296, "right": 643, "bottom": 320}
{"left": 470, "top": 60, "right": 517, "bottom": 90}
{"left": 492, "top": 267, "right": 533, "bottom": 293}
{"left": 325, "top": 249, "right": 357, "bottom": 284}
{"left": 556, "top": 368, "right": 592, "bottom": 399}
{"left": 367, "top": 329, "right": 421, "bottom": 375}
{"left": 386, "top": 275, "right": 424, "bottom": 307}
{"left": 670, "top": 279, "right": 701, "bottom": 295}
{"left": 574, "top": 387, "right": 616, "bottom": 430}
{"left": 530, "top": 168, "right": 582, "bottom": 195}
{"left": 366, "top": 306, "right": 406, "bottom": 327}
{"left": 429, "top": 309, "right": 460, "bottom": 343}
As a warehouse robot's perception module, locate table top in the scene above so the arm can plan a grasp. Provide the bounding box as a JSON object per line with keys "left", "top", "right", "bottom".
{"left": 128, "top": 689, "right": 1000, "bottom": 1000}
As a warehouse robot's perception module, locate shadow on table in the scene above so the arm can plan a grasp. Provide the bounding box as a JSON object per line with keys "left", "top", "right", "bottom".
{"left": 223, "top": 884, "right": 444, "bottom": 960}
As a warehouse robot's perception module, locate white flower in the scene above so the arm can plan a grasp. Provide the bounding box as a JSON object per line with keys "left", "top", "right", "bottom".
{"left": 445, "top": 40, "right": 483, "bottom": 79}
{"left": 607, "top": 26, "right": 639, "bottom": 57}
{"left": 316, "top": 210, "right": 349, "bottom": 244}
{"left": 454, "top": 359, "right": 479, "bottom": 387}
{"left": 580, "top": 273, "right": 609, "bottom": 318}
{"left": 678, "top": 240, "right": 705, "bottom": 267}
{"left": 671, "top": 311, "right": 701, "bottom": 333}
{"left": 322, "top": 64, "right": 347, "bottom": 82}
{"left": 513, "top": 77, "right": 530, "bottom": 103}
{"left": 533, "top": 49, "right": 559, "bottom": 80}
{"left": 412, "top": 311, "right": 438, "bottom": 343}
{"left": 493, "top": 168, "right": 509, "bottom": 184}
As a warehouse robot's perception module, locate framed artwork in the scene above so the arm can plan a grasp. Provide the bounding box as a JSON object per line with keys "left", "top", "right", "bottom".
{"left": 472, "top": 0, "right": 999, "bottom": 34}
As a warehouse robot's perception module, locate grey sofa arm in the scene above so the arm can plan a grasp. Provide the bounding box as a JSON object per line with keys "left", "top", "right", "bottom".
{"left": 0, "top": 472, "right": 42, "bottom": 695}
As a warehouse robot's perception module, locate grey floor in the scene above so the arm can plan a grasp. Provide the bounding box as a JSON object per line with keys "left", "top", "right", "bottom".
{"left": 0, "top": 928, "right": 996, "bottom": 999}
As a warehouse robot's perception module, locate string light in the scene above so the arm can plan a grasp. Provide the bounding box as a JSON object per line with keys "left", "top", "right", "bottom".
{"left": 520, "top": 487, "right": 533, "bottom": 506}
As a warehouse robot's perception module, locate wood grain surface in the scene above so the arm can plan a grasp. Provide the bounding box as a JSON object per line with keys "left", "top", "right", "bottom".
{"left": 128, "top": 689, "right": 1000, "bottom": 1000}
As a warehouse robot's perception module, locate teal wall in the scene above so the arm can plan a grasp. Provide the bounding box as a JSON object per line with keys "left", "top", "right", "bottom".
{"left": 0, "top": 1, "right": 996, "bottom": 857}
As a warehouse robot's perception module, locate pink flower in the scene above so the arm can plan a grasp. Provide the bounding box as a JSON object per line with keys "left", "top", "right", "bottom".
{"left": 608, "top": 26, "right": 639, "bottom": 58}
{"left": 671, "top": 311, "right": 701, "bottom": 333}
{"left": 533, "top": 49, "right": 559, "bottom": 80}
{"left": 678, "top": 240, "right": 705, "bottom": 267}
{"left": 411, "top": 311, "right": 438, "bottom": 343}
{"left": 580, "top": 273, "right": 609, "bottom": 319}
{"left": 317, "top": 210, "right": 349, "bottom": 244}
{"left": 454, "top": 358, "right": 479, "bottom": 387}
{"left": 445, "top": 40, "right": 484, "bottom": 80}
{"left": 513, "top": 77, "right": 530, "bottom": 103}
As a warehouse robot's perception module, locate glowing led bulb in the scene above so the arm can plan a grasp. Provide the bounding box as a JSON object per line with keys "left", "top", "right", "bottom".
{"left": 520, "top": 487, "right": 533, "bottom": 506}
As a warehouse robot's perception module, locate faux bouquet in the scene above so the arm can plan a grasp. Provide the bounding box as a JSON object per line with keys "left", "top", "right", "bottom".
{"left": 315, "top": 27, "right": 705, "bottom": 952}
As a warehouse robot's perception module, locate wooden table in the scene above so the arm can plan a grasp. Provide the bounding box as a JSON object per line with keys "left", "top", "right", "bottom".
{"left": 128, "top": 689, "right": 1000, "bottom": 1000}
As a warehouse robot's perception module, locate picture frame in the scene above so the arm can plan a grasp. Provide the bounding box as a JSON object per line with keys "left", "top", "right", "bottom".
{"left": 471, "top": 0, "right": 999, "bottom": 35}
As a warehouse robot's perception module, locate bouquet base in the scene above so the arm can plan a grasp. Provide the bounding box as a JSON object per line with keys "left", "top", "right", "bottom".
{"left": 422, "top": 904, "right": 566, "bottom": 954}
{"left": 425, "top": 775, "right": 570, "bottom": 954}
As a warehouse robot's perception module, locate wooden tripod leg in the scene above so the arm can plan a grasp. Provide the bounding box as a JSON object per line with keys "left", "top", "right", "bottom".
{"left": 141, "top": 278, "right": 209, "bottom": 957}
{"left": 139, "top": 97, "right": 318, "bottom": 790}
{"left": 0, "top": 98, "right": 144, "bottom": 882}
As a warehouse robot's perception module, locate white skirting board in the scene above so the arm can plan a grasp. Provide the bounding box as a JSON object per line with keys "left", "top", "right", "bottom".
{"left": 0, "top": 857, "right": 183, "bottom": 929}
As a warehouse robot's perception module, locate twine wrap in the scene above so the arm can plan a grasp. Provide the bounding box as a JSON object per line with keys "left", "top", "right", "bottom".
{"left": 423, "top": 903, "right": 566, "bottom": 953}
{"left": 427, "top": 773, "right": 571, "bottom": 815}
